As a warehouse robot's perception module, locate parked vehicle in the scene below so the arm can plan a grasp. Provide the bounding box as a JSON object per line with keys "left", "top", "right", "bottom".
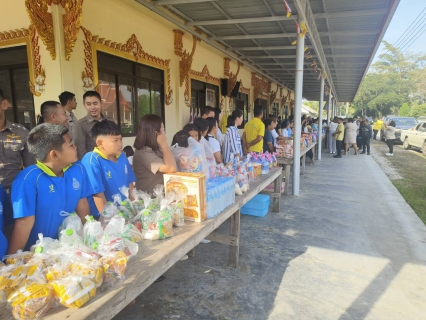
{"left": 400, "top": 122, "right": 426, "bottom": 156}
{"left": 381, "top": 117, "right": 417, "bottom": 142}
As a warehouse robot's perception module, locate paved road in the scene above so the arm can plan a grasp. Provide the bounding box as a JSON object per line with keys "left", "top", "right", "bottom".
{"left": 116, "top": 150, "right": 426, "bottom": 320}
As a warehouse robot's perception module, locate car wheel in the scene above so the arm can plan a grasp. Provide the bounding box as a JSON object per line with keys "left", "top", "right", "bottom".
{"left": 423, "top": 141, "right": 426, "bottom": 157}
{"left": 403, "top": 138, "right": 411, "bottom": 150}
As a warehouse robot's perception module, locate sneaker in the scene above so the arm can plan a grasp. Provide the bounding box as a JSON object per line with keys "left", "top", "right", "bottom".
{"left": 367, "top": 153, "right": 370, "bottom": 155}
{"left": 385, "top": 153, "right": 393, "bottom": 156}
{"left": 333, "top": 155, "right": 342, "bottom": 158}
{"left": 361, "top": 151, "right": 365, "bottom": 154}
{"left": 200, "top": 239, "right": 211, "bottom": 244}
{"left": 180, "top": 255, "right": 188, "bottom": 261}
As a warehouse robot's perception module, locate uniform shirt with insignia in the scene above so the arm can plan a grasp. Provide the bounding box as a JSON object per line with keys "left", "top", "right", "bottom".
{"left": 0, "top": 120, "right": 35, "bottom": 188}
{"left": 11, "top": 162, "right": 93, "bottom": 250}
{"left": 65, "top": 110, "right": 78, "bottom": 139}
{"left": 82, "top": 148, "right": 136, "bottom": 216}
{"left": 73, "top": 113, "right": 114, "bottom": 160}
{"left": 0, "top": 185, "right": 12, "bottom": 258}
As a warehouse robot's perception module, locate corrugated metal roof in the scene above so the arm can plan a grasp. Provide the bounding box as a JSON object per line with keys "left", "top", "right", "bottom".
{"left": 139, "top": 0, "right": 400, "bottom": 102}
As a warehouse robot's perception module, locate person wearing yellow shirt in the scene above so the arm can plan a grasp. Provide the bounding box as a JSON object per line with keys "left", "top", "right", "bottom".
{"left": 372, "top": 118, "right": 383, "bottom": 140}
{"left": 242, "top": 106, "right": 265, "bottom": 153}
{"left": 333, "top": 117, "right": 345, "bottom": 158}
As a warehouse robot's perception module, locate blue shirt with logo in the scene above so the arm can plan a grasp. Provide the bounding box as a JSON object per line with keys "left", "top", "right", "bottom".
{"left": 0, "top": 185, "right": 12, "bottom": 258}
{"left": 82, "top": 151, "right": 136, "bottom": 215}
{"left": 11, "top": 162, "right": 93, "bottom": 250}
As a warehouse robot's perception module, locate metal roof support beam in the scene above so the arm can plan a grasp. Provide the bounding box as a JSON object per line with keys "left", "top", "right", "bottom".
{"left": 155, "top": 0, "right": 218, "bottom": 5}
{"left": 292, "top": 0, "right": 337, "bottom": 100}
{"left": 135, "top": 0, "right": 285, "bottom": 86}
{"left": 230, "top": 44, "right": 372, "bottom": 51}
{"left": 292, "top": 17, "right": 304, "bottom": 197}
{"left": 318, "top": 76, "right": 325, "bottom": 160}
{"left": 314, "top": 8, "right": 388, "bottom": 19}
{"left": 211, "top": 33, "right": 297, "bottom": 40}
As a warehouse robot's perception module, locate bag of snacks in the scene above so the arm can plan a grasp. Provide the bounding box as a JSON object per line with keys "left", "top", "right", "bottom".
{"left": 131, "top": 189, "right": 144, "bottom": 214}
{"left": 103, "top": 214, "right": 125, "bottom": 238}
{"left": 58, "top": 212, "right": 83, "bottom": 238}
{"left": 121, "top": 224, "right": 143, "bottom": 243}
{"left": 69, "top": 259, "right": 104, "bottom": 288}
{"left": 170, "top": 192, "right": 185, "bottom": 227}
{"left": 60, "top": 229, "right": 84, "bottom": 247}
{"left": 51, "top": 277, "right": 96, "bottom": 308}
{"left": 30, "top": 234, "right": 60, "bottom": 254}
{"left": 99, "top": 251, "right": 127, "bottom": 285}
{"left": 99, "top": 195, "right": 120, "bottom": 229}
{"left": 144, "top": 199, "right": 174, "bottom": 240}
{"left": 7, "top": 283, "right": 55, "bottom": 319}
{"left": 98, "top": 236, "right": 138, "bottom": 258}
{"left": 118, "top": 186, "right": 136, "bottom": 221}
{"left": 83, "top": 216, "right": 104, "bottom": 250}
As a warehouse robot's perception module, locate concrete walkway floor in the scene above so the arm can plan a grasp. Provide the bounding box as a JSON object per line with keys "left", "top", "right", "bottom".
{"left": 116, "top": 147, "right": 426, "bottom": 320}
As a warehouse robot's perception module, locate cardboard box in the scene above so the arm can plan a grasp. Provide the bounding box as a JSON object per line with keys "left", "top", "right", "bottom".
{"left": 163, "top": 172, "right": 207, "bottom": 222}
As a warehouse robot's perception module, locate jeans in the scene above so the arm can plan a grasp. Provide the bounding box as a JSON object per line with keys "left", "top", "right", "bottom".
{"left": 386, "top": 139, "right": 394, "bottom": 153}
{"left": 328, "top": 131, "right": 336, "bottom": 153}
{"left": 336, "top": 140, "right": 343, "bottom": 156}
{"left": 362, "top": 137, "right": 370, "bottom": 154}
{"left": 373, "top": 130, "right": 378, "bottom": 140}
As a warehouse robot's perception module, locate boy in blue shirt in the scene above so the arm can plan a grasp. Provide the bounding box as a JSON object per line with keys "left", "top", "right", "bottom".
{"left": 0, "top": 185, "right": 12, "bottom": 258}
{"left": 82, "top": 120, "right": 136, "bottom": 215}
{"left": 9, "top": 124, "right": 93, "bottom": 253}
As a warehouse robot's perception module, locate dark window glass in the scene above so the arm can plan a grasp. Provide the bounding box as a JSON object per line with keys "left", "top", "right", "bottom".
{"left": 233, "top": 92, "right": 248, "bottom": 129}
{"left": 255, "top": 98, "right": 268, "bottom": 120}
{"left": 190, "top": 79, "right": 219, "bottom": 118}
{"left": 0, "top": 46, "right": 35, "bottom": 130}
{"left": 97, "top": 52, "right": 164, "bottom": 136}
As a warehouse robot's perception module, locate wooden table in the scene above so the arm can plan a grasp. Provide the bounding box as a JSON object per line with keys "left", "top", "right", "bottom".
{"left": 0, "top": 168, "right": 282, "bottom": 320}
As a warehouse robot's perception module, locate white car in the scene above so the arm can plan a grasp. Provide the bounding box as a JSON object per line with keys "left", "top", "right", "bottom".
{"left": 401, "top": 122, "right": 426, "bottom": 156}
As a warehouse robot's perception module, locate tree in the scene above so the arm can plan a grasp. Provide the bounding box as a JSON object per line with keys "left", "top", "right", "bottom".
{"left": 411, "top": 104, "right": 426, "bottom": 118}
{"left": 398, "top": 103, "right": 411, "bottom": 116}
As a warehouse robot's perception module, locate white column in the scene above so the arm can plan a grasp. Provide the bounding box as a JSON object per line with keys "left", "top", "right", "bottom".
{"left": 317, "top": 76, "right": 324, "bottom": 160}
{"left": 292, "top": 20, "right": 305, "bottom": 196}
{"left": 346, "top": 102, "right": 349, "bottom": 118}
{"left": 328, "top": 93, "right": 332, "bottom": 120}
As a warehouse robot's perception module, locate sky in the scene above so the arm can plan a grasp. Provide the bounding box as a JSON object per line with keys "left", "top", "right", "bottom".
{"left": 372, "top": 0, "right": 426, "bottom": 64}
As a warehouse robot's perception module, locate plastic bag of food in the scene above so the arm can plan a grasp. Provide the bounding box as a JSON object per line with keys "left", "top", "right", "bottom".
{"left": 51, "top": 276, "right": 96, "bottom": 308}
{"left": 99, "top": 194, "right": 121, "bottom": 229}
{"left": 30, "top": 234, "right": 61, "bottom": 255}
{"left": 83, "top": 216, "right": 104, "bottom": 250}
{"left": 103, "top": 214, "right": 125, "bottom": 238}
{"left": 118, "top": 186, "right": 136, "bottom": 221}
{"left": 69, "top": 259, "right": 104, "bottom": 288}
{"left": 99, "top": 251, "right": 127, "bottom": 285}
{"left": 4, "top": 251, "right": 33, "bottom": 266}
{"left": 172, "top": 137, "right": 206, "bottom": 174}
{"left": 98, "top": 236, "right": 138, "bottom": 258}
{"left": 121, "top": 224, "right": 143, "bottom": 243}
{"left": 144, "top": 200, "right": 174, "bottom": 240}
{"left": 1, "top": 263, "right": 46, "bottom": 292}
{"left": 7, "top": 283, "right": 55, "bottom": 319}
{"left": 60, "top": 229, "right": 84, "bottom": 247}
{"left": 131, "top": 189, "right": 144, "bottom": 213}
{"left": 58, "top": 212, "right": 83, "bottom": 238}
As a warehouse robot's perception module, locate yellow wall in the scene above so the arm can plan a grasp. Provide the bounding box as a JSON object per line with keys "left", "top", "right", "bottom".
{"left": 0, "top": 0, "right": 294, "bottom": 146}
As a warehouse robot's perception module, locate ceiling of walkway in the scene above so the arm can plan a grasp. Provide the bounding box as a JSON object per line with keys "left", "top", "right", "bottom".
{"left": 138, "top": 0, "right": 400, "bottom": 102}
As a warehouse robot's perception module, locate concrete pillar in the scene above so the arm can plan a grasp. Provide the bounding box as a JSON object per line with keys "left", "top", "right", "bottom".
{"left": 292, "top": 19, "right": 305, "bottom": 197}
{"left": 329, "top": 93, "right": 332, "bottom": 120}
{"left": 317, "top": 76, "right": 324, "bottom": 160}
{"left": 346, "top": 102, "right": 349, "bottom": 118}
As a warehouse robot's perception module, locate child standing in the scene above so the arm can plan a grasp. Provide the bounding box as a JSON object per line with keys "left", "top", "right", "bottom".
{"left": 9, "top": 124, "right": 93, "bottom": 253}
{"left": 82, "top": 121, "right": 136, "bottom": 215}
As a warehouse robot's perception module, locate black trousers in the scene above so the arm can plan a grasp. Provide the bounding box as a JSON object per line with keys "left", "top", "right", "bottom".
{"left": 373, "top": 130, "right": 378, "bottom": 140}
{"left": 362, "top": 137, "right": 370, "bottom": 154}
{"left": 336, "top": 140, "right": 343, "bottom": 156}
{"left": 386, "top": 139, "right": 394, "bottom": 153}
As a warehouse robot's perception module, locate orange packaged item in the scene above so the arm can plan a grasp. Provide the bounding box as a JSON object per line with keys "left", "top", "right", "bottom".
{"left": 164, "top": 172, "right": 206, "bottom": 222}
{"left": 51, "top": 277, "right": 96, "bottom": 308}
{"left": 99, "top": 251, "right": 127, "bottom": 285}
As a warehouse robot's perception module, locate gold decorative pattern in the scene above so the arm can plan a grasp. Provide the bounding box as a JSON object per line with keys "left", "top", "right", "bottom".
{"left": 269, "top": 85, "right": 279, "bottom": 105}
{"left": 81, "top": 26, "right": 173, "bottom": 104}
{"left": 189, "top": 65, "right": 221, "bottom": 84}
{"left": 25, "top": 0, "right": 56, "bottom": 59}
{"left": 251, "top": 73, "right": 269, "bottom": 101}
{"left": 239, "top": 80, "right": 250, "bottom": 95}
{"left": 224, "top": 58, "right": 242, "bottom": 97}
{"left": 62, "top": 0, "right": 84, "bottom": 60}
{"left": 174, "top": 30, "right": 200, "bottom": 107}
{"left": 0, "top": 28, "right": 30, "bottom": 41}
{"left": 28, "top": 25, "right": 46, "bottom": 96}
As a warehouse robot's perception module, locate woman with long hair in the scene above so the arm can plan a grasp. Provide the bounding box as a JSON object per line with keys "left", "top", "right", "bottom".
{"left": 384, "top": 120, "right": 396, "bottom": 156}
{"left": 132, "top": 114, "right": 177, "bottom": 194}
{"left": 223, "top": 110, "right": 243, "bottom": 163}
{"left": 204, "top": 117, "right": 223, "bottom": 164}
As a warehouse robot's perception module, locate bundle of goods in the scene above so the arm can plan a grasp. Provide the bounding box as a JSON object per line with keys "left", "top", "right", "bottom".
{"left": 276, "top": 140, "right": 294, "bottom": 158}
{"left": 248, "top": 152, "right": 278, "bottom": 175}
{"left": 171, "top": 137, "right": 208, "bottom": 178}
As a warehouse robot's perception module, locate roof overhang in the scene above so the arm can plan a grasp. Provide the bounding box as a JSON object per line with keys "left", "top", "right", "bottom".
{"left": 136, "top": 0, "right": 400, "bottom": 102}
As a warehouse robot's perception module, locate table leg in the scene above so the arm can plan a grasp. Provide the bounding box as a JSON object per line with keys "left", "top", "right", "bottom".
{"left": 228, "top": 209, "right": 240, "bottom": 268}
{"left": 273, "top": 170, "right": 282, "bottom": 212}
{"left": 301, "top": 154, "right": 306, "bottom": 175}
{"left": 187, "top": 248, "right": 195, "bottom": 257}
{"left": 284, "top": 164, "right": 291, "bottom": 195}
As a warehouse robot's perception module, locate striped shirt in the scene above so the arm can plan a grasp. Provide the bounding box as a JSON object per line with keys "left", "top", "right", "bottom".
{"left": 223, "top": 126, "right": 243, "bottom": 163}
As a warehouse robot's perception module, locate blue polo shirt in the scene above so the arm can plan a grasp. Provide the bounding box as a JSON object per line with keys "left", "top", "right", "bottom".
{"left": 0, "top": 185, "right": 12, "bottom": 258}
{"left": 12, "top": 162, "right": 93, "bottom": 250}
{"left": 82, "top": 149, "right": 136, "bottom": 215}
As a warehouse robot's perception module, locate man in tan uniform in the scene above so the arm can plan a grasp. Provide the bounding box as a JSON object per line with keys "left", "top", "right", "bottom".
{"left": 73, "top": 90, "right": 114, "bottom": 160}
{"left": 0, "top": 88, "right": 35, "bottom": 226}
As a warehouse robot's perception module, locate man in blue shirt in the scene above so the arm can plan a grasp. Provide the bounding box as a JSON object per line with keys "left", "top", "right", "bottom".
{"left": 8, "top": 124, "right": 93, "bottom": 253}
{"left": 82, "top": 120, "right": 136, "bottom": 215}
{"left": 0, "top": 185, "right": 12, "bottom": 258}
{"left": 263, "top": 119, "right": 275, "bottom": 153}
